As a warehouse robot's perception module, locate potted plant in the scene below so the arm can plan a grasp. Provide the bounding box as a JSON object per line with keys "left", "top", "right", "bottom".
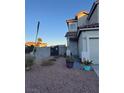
{"left": 81, "top": 59, "right": 93, "bottom": 71}
{"left": 66, "top": 56, "right": 74, "bottom": 68}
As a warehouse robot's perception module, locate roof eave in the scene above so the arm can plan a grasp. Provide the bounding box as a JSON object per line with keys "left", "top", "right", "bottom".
{"left": 77, "top": 27, "right": 99, "bottom": 39}
{"left": 87, "top": 1, "right": 99, "bottom": 20}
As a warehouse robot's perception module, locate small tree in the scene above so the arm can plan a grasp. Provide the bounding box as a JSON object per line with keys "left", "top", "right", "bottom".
{"left": 38, "top": 38, "right": 42, "bottom": 42}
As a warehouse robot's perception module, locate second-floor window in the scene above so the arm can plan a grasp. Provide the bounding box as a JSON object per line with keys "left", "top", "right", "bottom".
{"left": 69, "top": 23, "right": 77, "bottom": 31}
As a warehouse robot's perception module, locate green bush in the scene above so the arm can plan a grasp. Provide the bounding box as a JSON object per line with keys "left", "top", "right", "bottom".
{"left": 48, "top": 58, "right": 56, "bottom": 61}
{"left": 81, "top": 59, "right": 93, "bottom": 66}
{"left": 41, "top": 60, "right": 54, "bottom": 66}
{"left": 25, "top": 54, "right": 35, "bottom": 68}
{"left": 25, "top": 45, "right": 35, "bottom": 54}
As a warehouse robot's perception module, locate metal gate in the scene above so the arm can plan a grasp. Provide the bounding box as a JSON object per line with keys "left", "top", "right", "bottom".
{"left": 50, "top": 46, "right": 59, "bottom": 56}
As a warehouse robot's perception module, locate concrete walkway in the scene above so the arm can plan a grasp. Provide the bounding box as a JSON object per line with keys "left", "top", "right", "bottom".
{"left": 26, "top": 57, "right": 99, "bottom": 93}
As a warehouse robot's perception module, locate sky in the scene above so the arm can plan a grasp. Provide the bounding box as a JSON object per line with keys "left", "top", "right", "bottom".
{"left": 25, "top": 0, "right": 95, "bottom": 46}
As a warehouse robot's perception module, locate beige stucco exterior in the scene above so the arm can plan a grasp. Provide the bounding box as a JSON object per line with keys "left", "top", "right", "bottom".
{"left": 78, "top": 15, "right": 88, "bottom": 27}
{"left": 65, "top": 0, "right": 99, "bottom": 64}
{"left": 78, "top": 29, "right": 99, "bottom": 64}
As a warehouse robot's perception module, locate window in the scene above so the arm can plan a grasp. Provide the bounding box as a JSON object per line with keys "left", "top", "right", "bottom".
{"left": 69, "top": 23, "right": 77, "bottom": 31}
{"left": 70, "top": 24, "right": 75, "bottom": 29}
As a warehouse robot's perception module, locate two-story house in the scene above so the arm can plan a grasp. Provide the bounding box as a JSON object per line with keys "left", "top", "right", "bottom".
{"left": 65, "top": 0, "right": 99, "bottom": 64}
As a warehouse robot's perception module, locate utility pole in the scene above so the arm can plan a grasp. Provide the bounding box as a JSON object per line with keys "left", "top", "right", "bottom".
{"left": 32, "top": 21, "right": 40, "bottom": 55}
{"left": 35, "top": 21, "right": 40, "bottom": 44}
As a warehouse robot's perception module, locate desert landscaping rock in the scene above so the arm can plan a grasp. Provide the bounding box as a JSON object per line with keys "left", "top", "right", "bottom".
{"left": 26, "top": 57, "right": 99, "bottom": 93}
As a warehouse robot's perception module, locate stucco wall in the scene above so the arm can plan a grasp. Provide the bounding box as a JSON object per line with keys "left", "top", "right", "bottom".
{"left": 78, "top": 15, "right": 88, "bottom": 27}
{"left": 59, "top": 45, "right": 66, "bottom": 56}
{"left": 81, "top": 30, "right": 99, "bottom": 37}
{"left": 35, "top": 46, "right": 66, "bottom": 62}
{"left": 35, "top": 47, "right": 50, "bottom": 62}
{"left": 69, "top": 40, "right": 78, "bottom": 56}
{"left": 78, "top": 32, "right": 83, "bottom": 58}
{"left": 78, "top": 30, "right": 99, "bottom": 62}
{"left": 66, "top": 36, "right": 78, "bottom": 56}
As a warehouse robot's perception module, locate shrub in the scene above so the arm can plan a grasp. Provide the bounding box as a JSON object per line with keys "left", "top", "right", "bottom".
{"left": 25, "top": 45, "right": 36, "bottom": 54}
{"left": 25, "top": 54, "right": 35, "bottom": 68}
{"left": 81, "top": 59, "right": 93, "bottom": 66}
{"left": 41, "top": 60, "right": 54, "bottom": 66}
{"left": 49, "top": 58, "right": 56, "bottom": 61}
{"left": 54, "top": 56, "right": 59, "bottom": 59}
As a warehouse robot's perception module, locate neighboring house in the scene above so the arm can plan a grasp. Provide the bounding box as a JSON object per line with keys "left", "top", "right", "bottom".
{"left": 25, "top": 41, "right": 47, "bottom": 47}
{"left": 65, "top": 0, "right": 99, "bottom": 64}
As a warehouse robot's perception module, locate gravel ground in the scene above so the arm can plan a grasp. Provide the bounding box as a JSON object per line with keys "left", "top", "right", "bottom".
{"left": 25, "top": 57, "right": 99, "bottom": 93}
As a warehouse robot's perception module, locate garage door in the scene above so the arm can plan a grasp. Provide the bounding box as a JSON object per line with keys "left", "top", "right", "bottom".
{"left": 89, "top": 37, "right": 99, "bottom": 64}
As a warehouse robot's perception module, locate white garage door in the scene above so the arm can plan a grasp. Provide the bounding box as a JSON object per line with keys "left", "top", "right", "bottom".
{"left": 89, "top": 37, "right": 99, "bottom": 64}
